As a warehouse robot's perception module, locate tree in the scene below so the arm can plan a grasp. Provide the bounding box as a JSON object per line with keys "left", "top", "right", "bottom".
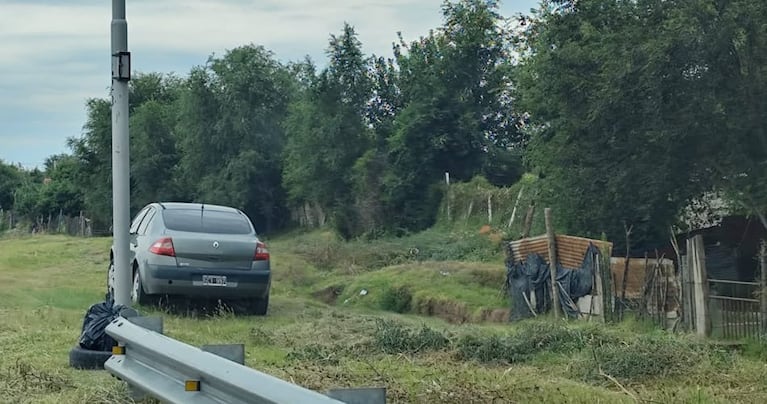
{"left": 382, "top": 0, "right": 521, "bottom": 232}
{"left": 690, "top": 0, "right": 767, "bottom": 230}
{"left": 68, "top": 73, "right": 184, "bottom": 228}
{"left": 130, "top": 75, "right": 183, "bottom": 210}
{"left": 283, "top": 24, "right": 373, "bottom": 238}
{"left": 176, "top": 45, "right": 296, "bottom": 232}
{"left": 514, "top": 0, "right": 764, "bottom": 249}
{"left": 68, "top": 98, "right": 113, "bottom": 229}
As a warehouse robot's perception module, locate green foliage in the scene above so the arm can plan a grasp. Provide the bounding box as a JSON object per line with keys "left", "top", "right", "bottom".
{"left": 176, "top": 46, "right": 295, "bottom": 232}
{"left": 438, "top": 174, "right": 545, "bottom": 237}
{"left": 11, "top": 155, "right": 84, "bottom": 220}
{"left": 382, "top": 0, "right": 524, "bottom": 234}
{"left": 517, "top": 0, "right": 767, "bottom": 248}
{"left": 14, "top": 0, "right": 767, "bottom": 247}
{"left": 741, "top": 337, "right": 767, "bottom": 361}
{"left": 283, "top": 24, "right": 372, "bottom": 238}
{"left": 0, "top": 160, "right": 23, "bottom": 211}
{"left": 66, "top": 98, "right": 112, "bottom": 230}
{"left": 379, "top": 286, "right": 413, "bottom": 313}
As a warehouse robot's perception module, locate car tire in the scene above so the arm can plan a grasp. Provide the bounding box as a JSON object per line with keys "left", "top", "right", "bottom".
{"left": 246, "top": 293, "right": 269, "bottom": 316}
{"left": 69, "top": 345, "right": 113, "bottom": 370}
{"left": 106, "top": 261, "right": 115, "bottom": 300}
{"left": 131, "top": 269, "right": 151, "bottom": 306}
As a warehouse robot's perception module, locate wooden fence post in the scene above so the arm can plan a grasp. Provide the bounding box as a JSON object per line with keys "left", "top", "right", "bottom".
{"left": 507, "top": 186, "right": 525, "bottom": 229}
{"left": 445, "top": 172, "right": 451, "bottom": 222}
{"left": 688, "top": 235, "right": 710, "bottom": 337}
{"left": 79, "top": 211, "right": 85, "bottom": 237}
{"left": 487, "top": 194, "right": 492, "bottom": 224}
{"left": 545, "top": 208, "right": 560, "bottom": 318}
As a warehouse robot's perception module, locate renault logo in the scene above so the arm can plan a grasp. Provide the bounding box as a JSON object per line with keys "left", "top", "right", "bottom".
{"left": 212, "top": 241, "right": 219, "bottom": 249}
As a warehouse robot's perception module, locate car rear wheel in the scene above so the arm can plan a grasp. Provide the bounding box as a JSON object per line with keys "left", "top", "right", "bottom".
{"left": 245, "top": 293, "right": 269, "bottom": 316}
{"left": 131, "top": 269, "right": 152, "bottom": 306}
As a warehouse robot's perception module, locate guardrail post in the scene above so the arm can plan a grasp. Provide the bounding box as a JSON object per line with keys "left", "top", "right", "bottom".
{"left": 327, "top": 387, "right": 387, "bottom": 403}
{"left": 202, "top": 344, "right": 245, "bottom": 365}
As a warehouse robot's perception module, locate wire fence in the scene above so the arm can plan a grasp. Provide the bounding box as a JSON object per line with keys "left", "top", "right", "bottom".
{"left": 0, "top": 209, "right": 105, "bottom": 237}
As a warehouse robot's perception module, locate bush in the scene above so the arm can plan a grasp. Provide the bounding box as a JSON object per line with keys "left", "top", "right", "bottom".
{"left": 741, "top": 337, "right": 767, "bottom": 361}
{"left": 373, "top": 319, "right": 450, "bottom": 354}
{"left": 379, "top": 286, "right": 413, "bottom": 313}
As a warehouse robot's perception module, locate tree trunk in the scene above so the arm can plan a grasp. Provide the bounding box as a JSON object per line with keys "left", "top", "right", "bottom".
{"left": 521, "top": 202, "right": 536, "bottom": 239}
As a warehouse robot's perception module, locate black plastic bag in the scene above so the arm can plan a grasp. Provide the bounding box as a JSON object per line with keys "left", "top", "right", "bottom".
{"left": 78, "top": 298, "right": 125, "bottom": 352}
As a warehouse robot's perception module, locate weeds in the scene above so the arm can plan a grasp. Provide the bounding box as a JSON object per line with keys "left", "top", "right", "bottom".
{"left": 456, "top": 321, "right": 608, "bottom": 364}
{"left": 248, "top": 327, "right": 275, "bottom": 346}
{"left": 286, "top": 344, "right": 344, "bottom": 366}
{"left": 0, "top": 359, "right": 73, "bottom": 395}
{"left": 578, "top": 333, "right": 736, "bottom": 383}
{"left": 741, "top": 337, "right": 767, "bottom": 361}
{"left": 373, "top": 319, "right": 451, "bottom": 354}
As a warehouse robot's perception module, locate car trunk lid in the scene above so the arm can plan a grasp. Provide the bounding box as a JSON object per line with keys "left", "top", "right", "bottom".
{"left": 166, "top": 233, "right": 257, "bottom": 270}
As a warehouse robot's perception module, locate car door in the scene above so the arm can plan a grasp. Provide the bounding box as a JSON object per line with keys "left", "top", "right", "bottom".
{"left": 110, "top": 206, "right": 152, "bottom": 291}
{"left": 128, "top": 206, "right": 152, "bottom": 262}
{"left": 135, "top": 207, "right": 156, "bottom": 252}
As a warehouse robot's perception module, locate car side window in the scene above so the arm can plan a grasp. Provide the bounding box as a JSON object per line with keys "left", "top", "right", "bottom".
{"left": 129, "top": 207, "right": 150, "bottom": 234}
{"left": 137, "top": 209, "right": 156, "bottom": 235}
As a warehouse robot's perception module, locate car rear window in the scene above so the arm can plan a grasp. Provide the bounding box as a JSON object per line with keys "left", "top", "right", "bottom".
{"left": 162, "top": 209, "right": 253, "bottom": 234}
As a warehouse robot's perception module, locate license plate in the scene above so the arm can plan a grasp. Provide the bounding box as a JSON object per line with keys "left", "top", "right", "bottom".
{"left": 202, "top": 275, "right": 227, "bottom": 287}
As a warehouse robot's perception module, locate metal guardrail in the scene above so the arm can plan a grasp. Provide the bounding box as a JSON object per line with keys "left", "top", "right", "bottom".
{"left": 104, "top": 317, "right": 347, "bottom": 403}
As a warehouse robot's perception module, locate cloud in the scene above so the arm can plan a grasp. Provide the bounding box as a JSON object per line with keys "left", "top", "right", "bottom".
{"left": 0, "top": 0, "right": 538, "bottom": 167}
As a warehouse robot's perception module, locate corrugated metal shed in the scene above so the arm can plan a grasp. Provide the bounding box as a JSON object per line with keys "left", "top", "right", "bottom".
{"left": 508, "top": 235, "right": 613, "bottom": 269}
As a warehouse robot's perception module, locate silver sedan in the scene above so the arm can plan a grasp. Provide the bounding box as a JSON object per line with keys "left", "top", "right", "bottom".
{"left": 107, "top": 202, "right": 271, "bottom": 315}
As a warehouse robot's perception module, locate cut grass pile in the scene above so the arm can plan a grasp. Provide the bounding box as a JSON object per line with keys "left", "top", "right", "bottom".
{"left": 2, "top": 235, "right": 767, "bottom": 403}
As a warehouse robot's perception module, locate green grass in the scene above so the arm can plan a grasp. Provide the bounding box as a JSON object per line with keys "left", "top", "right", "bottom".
{"left": 2, "top": 235, "right": 767, "bottom": 403}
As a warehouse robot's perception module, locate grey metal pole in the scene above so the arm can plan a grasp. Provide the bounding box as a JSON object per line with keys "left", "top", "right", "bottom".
{"left": 111, "top": 0, "right": 131, "bottom": 307}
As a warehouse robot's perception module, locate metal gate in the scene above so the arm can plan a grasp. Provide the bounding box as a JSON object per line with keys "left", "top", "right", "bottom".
{"left": 708, "top": 279, "right": 764, "bottom": 340}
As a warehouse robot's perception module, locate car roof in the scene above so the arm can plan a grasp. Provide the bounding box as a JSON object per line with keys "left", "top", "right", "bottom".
{"left": 153, "top": 202, "right": 242, "bottom": 213}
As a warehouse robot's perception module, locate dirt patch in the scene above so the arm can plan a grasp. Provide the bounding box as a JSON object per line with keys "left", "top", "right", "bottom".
{"left": 476, "top": 308, "right": 510, "bottom": 323}
{"left": 413, "top": 297, "right": 471, "bottom": 324}
{"left": 312, "top": 285, "right": 345, "bottom": 305}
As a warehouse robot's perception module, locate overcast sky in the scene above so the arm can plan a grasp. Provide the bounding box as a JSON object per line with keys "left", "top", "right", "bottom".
{"left": 0, "top": 0, "right": 539, "bottom": 169}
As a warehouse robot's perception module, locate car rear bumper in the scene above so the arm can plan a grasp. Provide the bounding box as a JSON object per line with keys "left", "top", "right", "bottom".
{"left": 142, "top": 264, "right": 271, "bottom": 299}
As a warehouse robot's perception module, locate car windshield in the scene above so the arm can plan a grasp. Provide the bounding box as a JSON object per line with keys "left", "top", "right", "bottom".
{"left": 162, "top": 209, "right": 253, "bottom": 235}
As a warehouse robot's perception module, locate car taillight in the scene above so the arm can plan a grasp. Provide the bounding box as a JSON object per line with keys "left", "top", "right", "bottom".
{"left": 254, "top": 241, "right": 269, "bottom": 261}
{"left": 149, "top": 237, "right": 175, "bottom": 257}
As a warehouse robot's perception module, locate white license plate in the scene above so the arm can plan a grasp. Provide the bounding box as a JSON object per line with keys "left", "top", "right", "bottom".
{"left": 202, "top": 275, "right": 227, "bottom": 287}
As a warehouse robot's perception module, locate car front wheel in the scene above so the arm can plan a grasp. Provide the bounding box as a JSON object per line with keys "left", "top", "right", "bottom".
{"left": 106, "top": 261, "right": 115, "bottom": 301}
